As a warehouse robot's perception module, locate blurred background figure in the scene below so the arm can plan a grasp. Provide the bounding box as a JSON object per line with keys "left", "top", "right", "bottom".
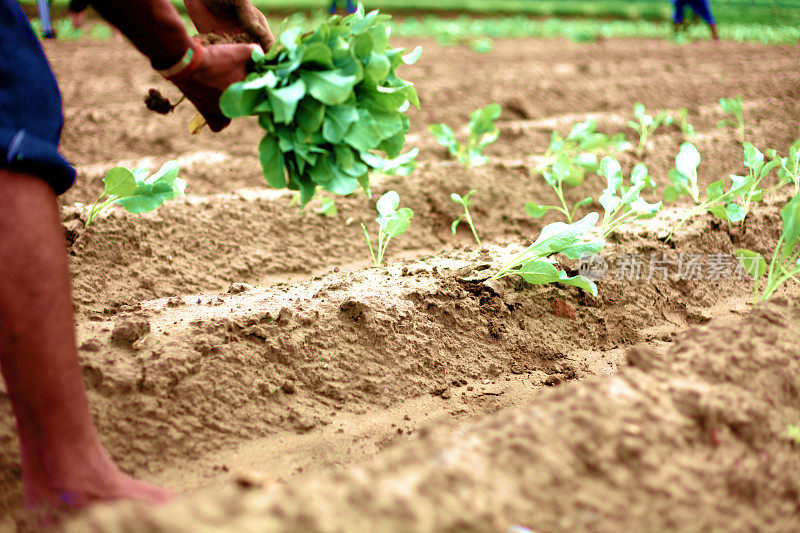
{"left": 68, "top": 0, "right": 123, "bottom": 40}
{"left": 672, "top": 0, "right": 719, "bottom": 40}
{"left": 329, "top": 0, "right": 356, "bottom": 15}
{"left": 36, "top": 0, "right": 55, "bottom": 38}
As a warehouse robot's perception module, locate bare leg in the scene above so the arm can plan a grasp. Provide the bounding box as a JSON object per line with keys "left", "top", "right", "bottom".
{"left": 0, "top": 169, "right": 172, "bottom": 514}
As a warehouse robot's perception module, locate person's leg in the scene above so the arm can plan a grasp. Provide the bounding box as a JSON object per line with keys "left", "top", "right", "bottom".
{"left": 346, "top": 0, "right": 357, "bottom": 14}
{"left": 329, "top": 0, "right": 338, "bottom": 14}
{"left": 691, "top": 0, "right": 719, "bottom": 40}
{"left": 0, "top": 169, "right": 172, "bottom": 513}
{"left": 37, "top": 0, "right": 56, "bottom": 38}
{"left": 672, "top": 0, "right": 686, "bottom": 34}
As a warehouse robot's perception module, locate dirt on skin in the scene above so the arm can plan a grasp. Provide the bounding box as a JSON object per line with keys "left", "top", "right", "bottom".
{"left": 0, "top": 35, "right": 799, "bottom": 529}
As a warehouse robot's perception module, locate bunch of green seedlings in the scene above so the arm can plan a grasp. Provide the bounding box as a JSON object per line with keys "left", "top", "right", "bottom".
{"left": 361, "top": 190, "right": 413, "bottom": 266}
{"left": 86, "top": 161, "right": 185, "bottom": 227}
{"left": 664, "top": 142, "right": 778, "bottom": 239}
{"left": 736, "top": 192, "right": 800, "bottom": 303}
{"left": 220, "top": 7, "right": 421, "bottom": 206}
{"left": 597, "top": 157, "right": 661, "bottom": 238}
{"left": 492, "top": 213, "right": 605, "bottom": 296}
{"left": 450, "top": 190, "right": 481, "bottom": 245}
{"left": 628, "top": 102, "right": 673, "bottom": 156}
{"left": 429, "top": 103, "right": 502, "bottom": 167}
{"left": 718, "top": 95, "right": 746, "bottom": 143}
{"left": 536, "top": 118, "right": 630, "bottom": 183}
{"left": 769, "top": 138, "right": 800, "bottom": 195}
{"left": 526, "top": 119, "right": 629, "bottom": 224}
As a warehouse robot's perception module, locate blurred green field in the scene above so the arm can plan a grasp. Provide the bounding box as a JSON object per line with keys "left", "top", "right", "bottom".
{"left": 21, "top": 0, "right": 800, "bottom": 44}
{"left": 21, "top": 0, "right": 800, "bottom": 26}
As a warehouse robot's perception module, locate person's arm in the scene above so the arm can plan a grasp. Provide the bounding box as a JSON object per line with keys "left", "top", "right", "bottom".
{"left": 88, "top": 0, "right": 272, "bottom": 131}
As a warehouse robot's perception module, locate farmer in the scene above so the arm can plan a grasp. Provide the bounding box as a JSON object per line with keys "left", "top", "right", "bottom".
{"left": 329, "top": 0, "right": 357, "bottom": 15}
{"left": 672, "top": 0, "right": 719, "bottom": 40}
{"left": 0, "top": 0, "right": 271, "bottom": 516}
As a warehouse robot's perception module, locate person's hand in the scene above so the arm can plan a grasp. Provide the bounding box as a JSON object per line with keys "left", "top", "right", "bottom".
{"left": 183, "top": 0, "right": 274, "bottom": 51}
{"left": 171, "top": 43, "right": 257, "bottom": 132}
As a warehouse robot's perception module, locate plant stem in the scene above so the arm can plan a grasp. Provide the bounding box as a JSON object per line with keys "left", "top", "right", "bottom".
{"left": 464, "top": 209, "right": 481, "bottom": 246}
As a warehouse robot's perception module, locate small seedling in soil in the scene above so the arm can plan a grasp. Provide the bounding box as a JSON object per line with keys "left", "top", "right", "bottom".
{"left": 736, "top": 192, "right": 800, "bottom": 303}
{"left": 450, "top": 190, "right": 481, "bottom": 246}
{"left": 628, "top": 102, "right": 672, "bottom": 157}
{"left": 597, "top": 157, "right": 661, "bottom": 238}
{"left": 718, "top": 95, "right": 746, "bottom": 143}
{"left": 769, "top": 138, "right": 800, "bottom": 195}
{"left": 664, "top": 142, "right": 773, "bottom": 239}
{"left": 429, "top": 103, "right": 502, "bottom": 167}
{"left": 673, "top": 108, "right": 695, "bottom": 140}
{"left": 536, "top": 118, "right": 629, "bottom": 184}
{"left": 361, "top": 191, "right": 413, "bottom": 266}
{"left": 86, "top": 161, "right": 185, "bottom": 227}
{"left": 492, "top": 212, "right": 605, "bottom": 296}
{"left": 526, "top": 153, "right": 593, "bottom": 224}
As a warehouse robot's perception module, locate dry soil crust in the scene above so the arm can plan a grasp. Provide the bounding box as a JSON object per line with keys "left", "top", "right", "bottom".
{"left": 0, "top": 36, "right": 799, "bottom": 529}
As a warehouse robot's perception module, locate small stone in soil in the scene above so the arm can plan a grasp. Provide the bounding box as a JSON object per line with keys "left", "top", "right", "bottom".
{"left": 281, "top": 381, "right": 296, "bottom": 394}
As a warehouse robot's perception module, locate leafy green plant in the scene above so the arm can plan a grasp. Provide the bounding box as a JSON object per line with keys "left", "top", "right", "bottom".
{"left": 718, "top": 95, "right": 745, "bottom": 143}
{"left": 492, "top": 212, "right": 605, "bottom": 296}
{"left": 319, "top": 196, "right": 338, "bottom": 217}
{"left": 361, "top": 191, "right": 413, "bottom": 266}
{"left": 597, "top": 157, "right": 661, "bottom": 238}
{"left": 525, "top": 154, "right": 593, "bottom": 224}
{"left": 220, "top": 7, "right": 421, "bottom": 207}
{"left": 728, "top": 142, "right": 779, "bottom": 219}
{"left": 736, "top": 192, "right": 800, "bottom": 303}
{"left": 537, "top": 118, "right": 630, "bottom": 184}
{"left": 429, "top": 103, "right": 502, "bottom": 167}
{"left": 450, "top": 190, "right": 481, "bottom": 246}
{"left": 86, "top": 161, "right": 185, "bottom": 227}
{"left": 627, "top": 102, "right": 672, "bottom": 156}
{"left": 673, "top": 108, "right": 695, "bottom": 140}
{"left": 769, "top": 139, "right": 800, "bottom": 195}
{"left": 664, "top": 142, "right": 778, "bottom": 239}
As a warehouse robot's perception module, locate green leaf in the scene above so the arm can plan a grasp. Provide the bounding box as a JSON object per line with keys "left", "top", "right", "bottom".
{"left": 518, "top": 260, "right": 560, "bottom": 284}
{"left": 725, "top": 202, "right": 746, "bottom": 223}
{"left": 103, "top": 167, "right": 137, "bottom": 196}
{"left": 344, "top": 109, "right": 382, "bottom": 152}
{"left": 706, "top": 179, "right": 725, "bottom": 201}
{"left": 402, "top": 46, "right": 422, "bottom": 64}
{"left": 301, "top": 69, "right": 358, "bottom": 105}
{"left": 376, "top": 190, "right": 400, "bottom": 218}
{"left": 296, "top": 98, "right": 326, "bottom": 133}
{"left": 743, "top": 142, "right": 764, "bottom": 170}
{"left": 600, "top": 156, "right": 623, "bottom": 193}
{"left": 267, "top": 79, "right": 306, "bottom": 124}
{"left": 736, "top": 249, "right": 768, "bottom": 278}
{"left": 780, "top": 192, "right": 800, "bottom": 258}
{"left": 558, "top": 271, "right": 598, "bottom": 296}
{"left": 675, "top": 142, "right": 700, "bottom": 177}
{"left": 323, "top": 105, "right": 359, "bottom": 143}
{"left": 258, "top": 134, "right": 286, "bottom": 188}
{"left": 525, "top": 202, "right": 559, "bottom": 218}
{"left": 383, "top": 207, "right": 413, "bottom": 238}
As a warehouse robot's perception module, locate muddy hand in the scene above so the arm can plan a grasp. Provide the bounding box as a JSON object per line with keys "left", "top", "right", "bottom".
{"left": 171, "top": 43, "right": 258, "bottom": 132}
{"left": 183, "top": 0, "right": 274, "bottom": 51}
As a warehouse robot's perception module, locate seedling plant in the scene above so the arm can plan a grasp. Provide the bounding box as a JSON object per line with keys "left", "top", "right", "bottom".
{"left": 736, "top": 192, "right": 800, "bottom": 303}
{"left": 718, "top": 95, "right": 746, "bottom": 143}
{"left": 525, "top": 154, "right": 593, "bottom": 224}
{"left": 429, "top": 103, "right": 502, "bottom": 167}
{"left": 673, "top": 108, "right": 695, "bottom": 140}
{"left": 220, "top": 7, "right": 422, "bottom": 206}
{"left": 536, "top": 118, "right": 630, "bottom": 184}
{"left": 628, "top": 102, "right": 672, "bottom": 157}
{"left": 597, "top": 157, "right": 661, "bottom": 238}
{"left": 450, "top": 190, "right": 481, "bottom": 246}
{"left": 86, "top": 161, "right": 185, "bottom": 227}
{"left": 492, "top": 213, "right": 605, "bottom": 296}
{"left": 664, "top": 142, "right": 777, "bottom": 239}
{"left": 361, "top": 191, "right": 413, "bottom": 266}
{"left": 770, "top": 139, "right": 800, "bottom": 195}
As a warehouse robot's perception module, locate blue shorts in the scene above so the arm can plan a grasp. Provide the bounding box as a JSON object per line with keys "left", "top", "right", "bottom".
{"left": 672, "top": 0, "right": 715, "bottom": 25}
{"left": 1, "top": 0, "right": 76, "bottom": 194}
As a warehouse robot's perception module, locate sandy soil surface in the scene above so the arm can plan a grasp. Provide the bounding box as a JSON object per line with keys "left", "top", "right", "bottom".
{"left": 1, "top": 36, "right": 799, "bottom": 530}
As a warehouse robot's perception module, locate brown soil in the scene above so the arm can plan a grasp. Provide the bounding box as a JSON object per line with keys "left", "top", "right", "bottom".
{"left": 1, "top": 36, "right": 799, "bottom": 530}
